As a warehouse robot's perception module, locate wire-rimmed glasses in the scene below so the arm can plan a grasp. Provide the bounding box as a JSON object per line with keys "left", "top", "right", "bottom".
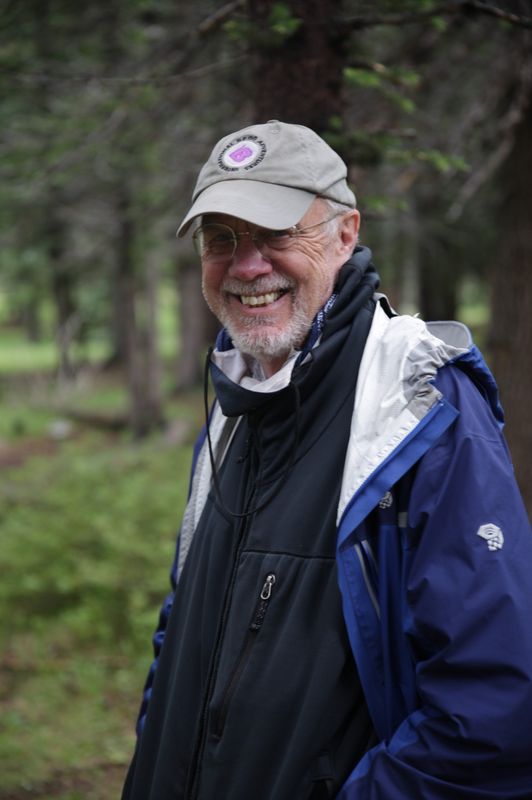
{"left": 192, "top": 215, "right": 341, "bottom": 262}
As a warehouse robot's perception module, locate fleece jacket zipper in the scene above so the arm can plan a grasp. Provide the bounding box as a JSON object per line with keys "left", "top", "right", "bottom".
{"left": 216, "top": 573, "right": 276, "bottom": 737}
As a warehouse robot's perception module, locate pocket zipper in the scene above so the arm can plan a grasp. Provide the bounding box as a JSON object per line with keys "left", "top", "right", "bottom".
{"left": 216, "top": 574, "right": 276, "bottom": 737}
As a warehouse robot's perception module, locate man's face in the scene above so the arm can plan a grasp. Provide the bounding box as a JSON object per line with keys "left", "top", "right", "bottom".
{"left": 201, "top": 198, "right": 359, "bottom": 376}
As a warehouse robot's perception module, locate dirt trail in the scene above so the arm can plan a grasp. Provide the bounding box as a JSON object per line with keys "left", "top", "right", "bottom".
{"left": 0, "top": 438, "right": 58, "bottom": 471}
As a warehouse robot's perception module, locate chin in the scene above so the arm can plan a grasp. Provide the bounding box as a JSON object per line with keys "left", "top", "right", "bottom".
{"left": 223, "top": 307, "right": 314, "bottom": 361}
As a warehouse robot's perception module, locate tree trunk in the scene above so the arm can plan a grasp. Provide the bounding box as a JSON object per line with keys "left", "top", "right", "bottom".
{"left": 52, "top": 268, "right": 77, "bottom": 380}
{"left": 398, "top": 200, "right": 421, "bottom": 316}
{"left": 116, "top": 186, "right": 163, "bottom": 438}
{"left": 146, "top": 255, "right": 164, "bottom": 426}
{"left": 490, "top": 87, "right": 532, "bottom": 517}
{"left": 23, "top": 296, "right": 41, "bottom": 343}
{"left": 42, "top": 187, "right": 79, "bottom": 380}
{"left": 177, "top": 257, "right": 220, "bottom": 390}
{"left": 418, "top": 214, "right": 459, "bottom": 322}
{"left": 107, "top": 271, "right": 130, "bottom": 368}
{"left": 248, "top": 0, "right": 345, "bottom": 132}
{"left": 419, "top": 257, "right": 458, "bottom": 322}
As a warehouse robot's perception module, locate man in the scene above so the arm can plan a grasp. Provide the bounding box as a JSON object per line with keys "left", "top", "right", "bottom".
{"left": 122, "top": 121, "right": 532, "bottom": 800}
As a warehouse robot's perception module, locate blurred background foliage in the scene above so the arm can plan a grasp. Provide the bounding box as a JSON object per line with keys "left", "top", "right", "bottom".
{"left": 0, "top": 0, "right": 531, "bottom": 796}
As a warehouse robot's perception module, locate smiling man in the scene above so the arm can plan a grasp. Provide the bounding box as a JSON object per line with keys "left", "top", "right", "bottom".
{"left": 122, "top": 122, "right": 532, "bottom": 800}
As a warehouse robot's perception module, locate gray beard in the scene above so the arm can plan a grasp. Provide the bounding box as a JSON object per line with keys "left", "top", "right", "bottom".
{"left": 221, "top": 300, "right": 313, "bottom": 359}
{"left": 204, "top": 275, "right": 314, "bottom": 360}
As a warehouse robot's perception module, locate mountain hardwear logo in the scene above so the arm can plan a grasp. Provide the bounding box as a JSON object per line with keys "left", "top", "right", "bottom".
{"left": 477, "top": 524, "right": 504, "bottom": 551}
{"left": 379, "top": 491, "right": 393, "bottom": 509}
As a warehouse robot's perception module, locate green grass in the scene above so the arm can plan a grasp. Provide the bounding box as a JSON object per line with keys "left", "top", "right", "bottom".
{"left": 0, "top": 281, "right": 179, "bottom": 375}
{"left": 0, "top": 402, "right": 59, "bottom": 440}
{"left": 0, "top": 328, "right": 113, "bottom": 374}
{"left": 0, "top": 333, "right": 62, "bottom": 374}
{"left": 0, "top": 430, "right": 193, "bottom": 793}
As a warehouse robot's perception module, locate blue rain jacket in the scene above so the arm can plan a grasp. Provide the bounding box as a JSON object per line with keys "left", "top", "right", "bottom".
{"left": 335, "top": 300, "right": 532, "bottom": 798}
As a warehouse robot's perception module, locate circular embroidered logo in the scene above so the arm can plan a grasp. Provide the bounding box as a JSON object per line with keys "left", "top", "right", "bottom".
{"left": 218, "top": 136, "right": 267, "bottom": 172}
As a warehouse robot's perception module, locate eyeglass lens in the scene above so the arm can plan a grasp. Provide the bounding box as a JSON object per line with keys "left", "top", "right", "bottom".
{"left": 193, "top": 223, "right": 295, "bottom": 260}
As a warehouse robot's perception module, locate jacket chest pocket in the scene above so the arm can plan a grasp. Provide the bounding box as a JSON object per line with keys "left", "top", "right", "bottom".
{"left": 215, "top": 573, "right": 276, "bottom": 737}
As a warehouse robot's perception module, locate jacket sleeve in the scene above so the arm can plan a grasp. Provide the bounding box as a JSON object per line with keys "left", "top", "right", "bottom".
{"left": 135, "top": 424, "right": 207, "bottom": 736}
{"left": 338, "top": 364, "right": 532, "bottom": 799}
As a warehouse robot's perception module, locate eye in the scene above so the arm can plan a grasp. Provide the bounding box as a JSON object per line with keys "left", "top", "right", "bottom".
{"left": 210, "top": 232, "right": 233, "bottom": 243}
{"left": 259, "top": 229, "right": 293, "bottom": 248}
{"left": 201, "top": 225, "right": 234, "bottom": 246}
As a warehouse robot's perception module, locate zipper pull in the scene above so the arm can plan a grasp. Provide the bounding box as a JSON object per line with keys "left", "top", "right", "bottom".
{"left": 250, "top": 574, "right": 276, "bottom": 632}
{"left": 260, "top": 574, "right": 276, "bottom": 600}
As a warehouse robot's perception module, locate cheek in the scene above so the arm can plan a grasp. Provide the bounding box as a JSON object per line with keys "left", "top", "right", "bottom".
{"left": 202, "top": 265, "right": 226, "bottom": 301}
{"left": 293, "top": 260, "right": 335, "bottom": 304}
{"left": 202, "top": 271, "right": 222, "bottom": 315}
{"left": 202, "top": 264, "right": 217, "bottom": 290}
{"left": 288, "top": 241, "right": 334, "bottom": 285}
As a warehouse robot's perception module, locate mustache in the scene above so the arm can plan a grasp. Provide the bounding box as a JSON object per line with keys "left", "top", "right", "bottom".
{"left": 220, "top": 275, "right": 297, "bottom": 296}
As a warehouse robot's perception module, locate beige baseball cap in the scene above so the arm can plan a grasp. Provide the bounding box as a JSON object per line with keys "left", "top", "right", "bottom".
{"left": 177, "top": 120, "right": 356, "bottom": 237}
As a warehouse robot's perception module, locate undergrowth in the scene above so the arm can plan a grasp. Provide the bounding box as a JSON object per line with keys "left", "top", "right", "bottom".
{"left": 0, "top": 431, "right": 193, "bottom": 793}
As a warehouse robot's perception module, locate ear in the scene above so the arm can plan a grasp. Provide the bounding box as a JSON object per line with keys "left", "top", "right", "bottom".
{"left": 336, "top": 210, "right": 360, "bottom": 258}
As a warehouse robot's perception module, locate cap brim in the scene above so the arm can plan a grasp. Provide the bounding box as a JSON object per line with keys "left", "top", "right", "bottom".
{"left": 177, "top": 181, "right": 317, "bottom": 237}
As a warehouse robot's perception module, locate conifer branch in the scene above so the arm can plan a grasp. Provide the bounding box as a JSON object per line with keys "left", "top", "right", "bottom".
{"left": 343, "top": 2, "right": 532, "bottom": 32}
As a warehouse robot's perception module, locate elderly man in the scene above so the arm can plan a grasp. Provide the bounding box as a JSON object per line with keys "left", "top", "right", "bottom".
{"left": 122, "top": 122, "right": 532, "bottom": 800}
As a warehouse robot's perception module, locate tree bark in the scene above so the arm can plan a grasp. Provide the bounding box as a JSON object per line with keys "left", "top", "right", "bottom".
{"left": 418, "top": 213, "right": 459, "bottom": 322}
{"left": 490, "top": 86, "right": 532, "bottom": 517}
{"left": 23, "top": 296, "right": 41, "bottom": 343}
{"left": 419, "top": 257, "right": 458, "bottom": 321}
{"left": 116, "top": 186, "right": 163, "bottom": 438}
{"left": 146, "top": 255, "right": 164, "bottom": 426}
{"left": 398, "top": 200, "right": 421, "bottom": 316}
{"left": 107, "top": 272, "right": 130, "bottom": 367}
{"left": 52, "top": 267, "right": 77, "bottom": 380}
{"left": 248, "top": 0, "right": 346, "bottom": 132}
{"left": 47, "top": 206, "right": 77, "bottom": 381}
{"left": 177, "top": 257, "right": 220, "bottom": 390}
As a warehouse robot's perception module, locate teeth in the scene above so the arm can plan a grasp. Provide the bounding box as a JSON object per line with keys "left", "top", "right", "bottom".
{"left": 240, "top": 291, "right": 282, "bottom": 306}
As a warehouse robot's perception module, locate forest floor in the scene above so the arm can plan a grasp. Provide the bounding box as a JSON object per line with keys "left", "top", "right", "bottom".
{"left": 0, "top": 764, "right": 128, "bottom": 800}
{"left": 0, "top": 366, "right": 203, "bottom": 799}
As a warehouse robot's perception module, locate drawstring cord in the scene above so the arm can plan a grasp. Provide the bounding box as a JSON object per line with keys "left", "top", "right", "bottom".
{"left": 203, "top": 347, "right": 301, "bottom": 519}
{"left": 236, "top": 429, "right": 253, "bottom": 464}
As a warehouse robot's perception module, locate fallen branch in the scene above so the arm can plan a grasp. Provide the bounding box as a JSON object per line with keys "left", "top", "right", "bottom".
{"left": 62, "top": 409, "right": 129, "bottom": 431}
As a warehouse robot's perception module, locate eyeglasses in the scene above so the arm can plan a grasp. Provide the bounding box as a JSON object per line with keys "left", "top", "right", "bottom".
{"left": 192, "top": 215, "right": 341, "bottom": 262}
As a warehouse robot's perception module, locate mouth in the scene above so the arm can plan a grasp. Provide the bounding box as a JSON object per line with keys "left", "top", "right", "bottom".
{"left": 238, "top": 290, "right": 286, "bottom": 307}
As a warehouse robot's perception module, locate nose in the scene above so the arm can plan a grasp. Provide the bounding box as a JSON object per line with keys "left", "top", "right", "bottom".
{"left": 226, "top": 234, "right": 273, "bottom": 282}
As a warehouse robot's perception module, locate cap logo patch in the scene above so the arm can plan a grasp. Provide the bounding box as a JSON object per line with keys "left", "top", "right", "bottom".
{"left": 230, "top": 145, "right": 253, "bottom": 163}
{"left": 218, "top": 136, "right": 267, "bottom": 172}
